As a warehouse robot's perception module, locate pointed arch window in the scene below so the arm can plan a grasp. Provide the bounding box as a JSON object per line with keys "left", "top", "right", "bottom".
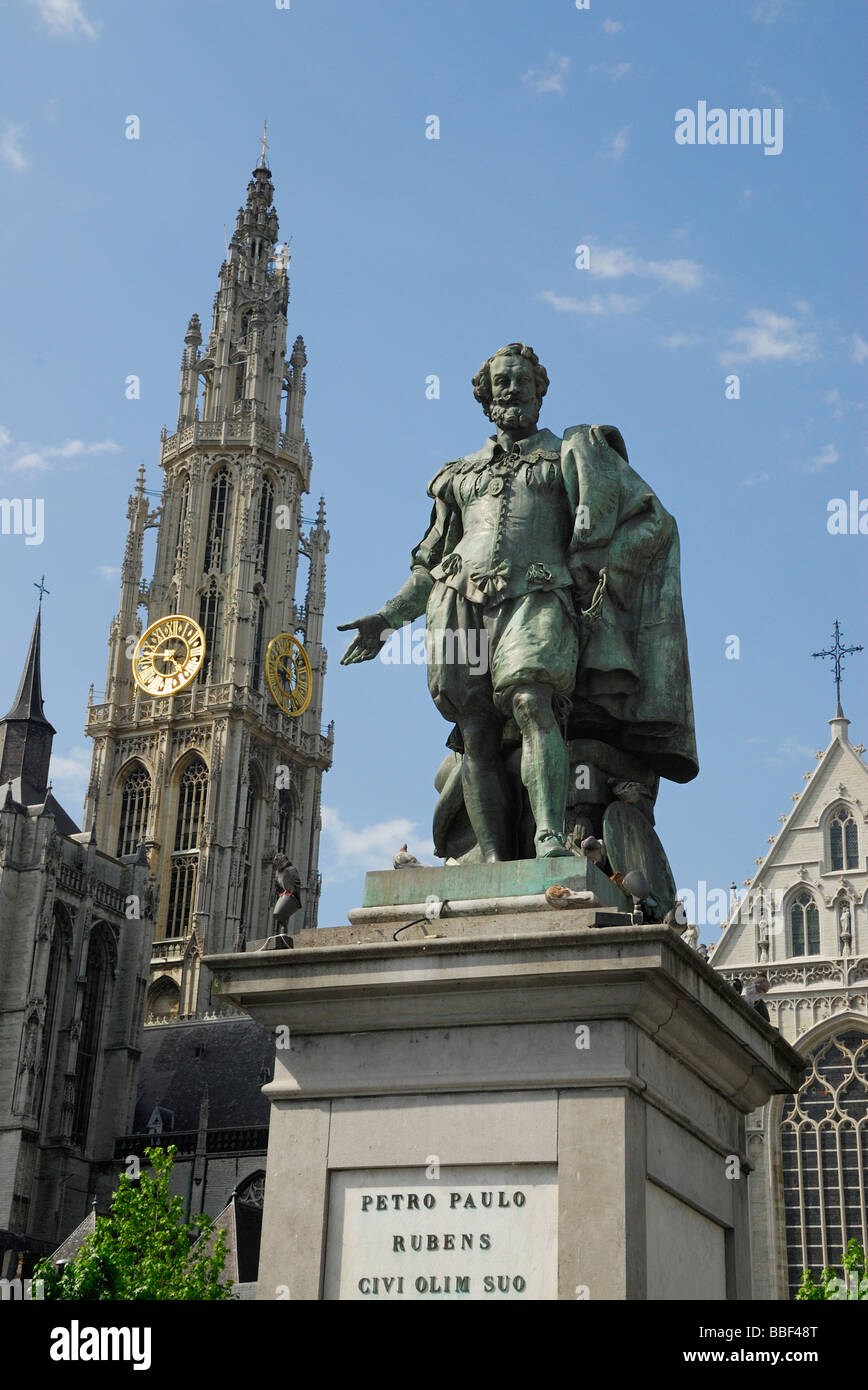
{"left": 780, "top": 1029, "right": 868, "bottom": 1297}
{"left": 166, "top": 757, "right": 209, "bottom": 936}
{"left": 147, "top": 977, "right": 180, "bottom": 1021}
{"left": 239, "top": 769, "right": 260, "bottom": 938}
{"left": 791, "top": 890, "right": 821, "bottom": 957}
{"left": 35, "top": 912, "right": 67, "bottom": 1123}
{"left": 116, "top": 762, "right": 151, "bottom": 858}
{"left": 198, "top": 579, "right": 222, "bottom": 685}
{"left": 71, "top": 927, "right": 110, "bottom": 1147}
{"left": 830, "top": 807, "right": 859, "bottom": 872}
{"left": 251, "top": 600, "right": 266, "bottom": 691}
{"left": 174, "top": 475, "right": 190, "bottom": 569}
{"left": 173, "top": 756, "right": 208, "bottom": 853}
{"left": 277, "top": 786, "right": 299, "bottom": 861}
{"left": 204, "top": 466, "right": 233, "bottom": 573}
{"left": 255, "top": 478, "right": 274, "bottom": 580}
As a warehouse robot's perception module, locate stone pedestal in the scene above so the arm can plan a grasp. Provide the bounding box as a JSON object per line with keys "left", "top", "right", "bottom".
{"left": 207, "top": 891, "right": 804, "bottom": 1302}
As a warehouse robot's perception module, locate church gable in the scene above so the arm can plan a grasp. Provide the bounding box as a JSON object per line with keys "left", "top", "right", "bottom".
{"left": 714, "top": 707, "right": 867, "bottom": 973}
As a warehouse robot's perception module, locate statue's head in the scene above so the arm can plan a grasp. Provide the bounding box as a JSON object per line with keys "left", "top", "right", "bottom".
{"left": 472, "top": 343, "right": 549, "bottom": 432}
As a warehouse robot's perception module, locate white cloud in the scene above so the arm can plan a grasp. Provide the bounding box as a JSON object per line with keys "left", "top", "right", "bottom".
{"left": 662, "top": 331, "right": 703, "bottom": 349}
{"left": 584, "top": 244, "right": 704, "bottom": 292}
{"left": 97, "top": 565, "right": 119, "bottom": 581}
{"left": 761, "top": 734, "right": 814, "bottom": 765}
{"left": 741, "top": 472, "right": 771, "bottom": 486}
{"left": 602, "top": 19, "right": 624, "bottom": 34}
{"left": 824, "top": 388, "right": 844, "bottom": 420}
{"left": 521, "top": 54, "right": 571, "bottom": 95}
{"left": 848, "top": 332, "right": 868, "bottom": 364}
{"left": 587, "top": 61, "right": 632, "bottom": 80}
{"left": 599, "top": 127, "right": 630, "bottom": 160}
{"left": 1, "top": 123, "right": 29, "bottom": 172}
{"left": 28, "top": 0, "right": 99, "bottom": 39}
{"left": 751, "top": 0, "right": 788, "bottom": 22}
{"left": 320, "top": 806, "right": 434, "bottom": 882}
{"left": 48, "top": 746, "right": 90, "bottom": 815}
{"left": 719, "top": 309, "right": 819, "bottom": 366}
{"left": 804, "top": 443, "right": 839, "bottom": 473}
{"left": 8, "top": 437, "right": 122, "bottom": 472}
{"left": 0, "top": 426, "right": 12, "bottom": 449}
{"left": 541, "top": 290, "right": 642, "bottom": 316}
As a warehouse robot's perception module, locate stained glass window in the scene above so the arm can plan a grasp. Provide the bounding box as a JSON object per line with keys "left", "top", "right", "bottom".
{"left": 780, "top": 1030, "right": 868, "bottom": 1298}
{"left": 790, "top": 891, "right": 821, "bottom": 957}
{"left": 116, "top": 763, "right": 151, "bottom": 858}
{"left": 830, "top": 807, "right": 859, "bottom": 872}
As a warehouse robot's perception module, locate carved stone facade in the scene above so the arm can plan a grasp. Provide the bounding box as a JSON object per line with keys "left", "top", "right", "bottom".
{"left": 0, "top": 617, "right": 154, "bottom": 1264}
{"left": 712, "top": 705, "right": 868, "bottom": 1298}
{"left": 83, "top": 153, "right": 333, "bottom": 1017}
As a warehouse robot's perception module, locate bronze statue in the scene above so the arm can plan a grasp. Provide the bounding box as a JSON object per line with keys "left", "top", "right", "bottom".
{"left": 339, "top": 344, "right": 697, "bottom": 912}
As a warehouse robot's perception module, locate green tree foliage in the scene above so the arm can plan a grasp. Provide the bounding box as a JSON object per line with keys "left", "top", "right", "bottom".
{"left": 33, "top": 1146, "right": 234, "bottom": 1301}
{"left": 795, "top": 1239, "right": 868, "bottom": 1300}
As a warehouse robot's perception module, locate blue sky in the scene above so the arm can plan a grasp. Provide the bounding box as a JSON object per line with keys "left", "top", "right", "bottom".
{"left": 0, "top": 0, "right": 865, "bottom": 937}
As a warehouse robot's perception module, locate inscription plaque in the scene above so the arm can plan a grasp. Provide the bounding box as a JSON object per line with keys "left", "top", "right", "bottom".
{"left": 323, "top": 1163, "right": 558, "bottom": 1300}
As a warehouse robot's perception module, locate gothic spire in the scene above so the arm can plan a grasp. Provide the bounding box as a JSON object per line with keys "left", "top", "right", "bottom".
{"left": 0, "top": 605, "right": 56, "bottom": 797}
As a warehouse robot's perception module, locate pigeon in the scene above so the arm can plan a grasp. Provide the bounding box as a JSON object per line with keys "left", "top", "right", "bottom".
{"left": 273, "top": 854, "right": 302, "bottom": 923}
{"left": 274, "top": 853, "right": 301, "bottom": 896}
{"left": 580, "top": 835, "right": 605, "bottom": 866}
{"left": 393, "top": 843, "right": 424, "bottom": 870}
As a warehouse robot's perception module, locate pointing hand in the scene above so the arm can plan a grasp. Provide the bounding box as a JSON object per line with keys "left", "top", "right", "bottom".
{"left": 337, "top": 613, "right": 391, "bottom": 664}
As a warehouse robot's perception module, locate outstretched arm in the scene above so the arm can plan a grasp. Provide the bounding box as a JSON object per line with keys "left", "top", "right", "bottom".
{"left": 338, "top": 568, "right": 435, "bottom": 664}
{"left": 338, "top": 494, "right": 452, "bottom": 665}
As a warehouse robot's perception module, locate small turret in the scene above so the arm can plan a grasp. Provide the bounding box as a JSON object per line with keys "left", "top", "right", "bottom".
{"left": 0, "top": 605, "right": 56, "bottom": 800}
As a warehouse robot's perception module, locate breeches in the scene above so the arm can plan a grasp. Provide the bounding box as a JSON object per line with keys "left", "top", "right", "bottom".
{"left": 425, "top": 583, "right": 580, "bottom": 722}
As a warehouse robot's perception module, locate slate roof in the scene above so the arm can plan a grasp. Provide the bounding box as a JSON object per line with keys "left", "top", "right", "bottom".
{"left": 4, "top": 777, "right": 80, "bottom": 836}
{"left": 50, "top": 1208, "right": 97, "bottom": 1265}
{"left": 133, "top": 1017, "right": 274, "bottom": 1133}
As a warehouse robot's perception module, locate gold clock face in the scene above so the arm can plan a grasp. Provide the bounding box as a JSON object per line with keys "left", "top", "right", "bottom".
{"left": 132, "top": 614, "right": 206, "bottom": 696}
{"left": 265, "top": 633, "right": 312, "bottom": 716}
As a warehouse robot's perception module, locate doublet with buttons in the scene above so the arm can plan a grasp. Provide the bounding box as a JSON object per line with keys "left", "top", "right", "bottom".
{"left": 421, "top": 428, "right": 574, "bottom": 608}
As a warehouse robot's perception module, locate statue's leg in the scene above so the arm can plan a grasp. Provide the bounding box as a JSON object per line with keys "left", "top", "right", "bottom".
{"left": 510, "top": 683, "right": 571, "bottom": 857}
{"left": 458, "top": 712, "right": 512, "bottom": 862}
{"left": 427, "top": 584, "right": 512, "bottom": 861}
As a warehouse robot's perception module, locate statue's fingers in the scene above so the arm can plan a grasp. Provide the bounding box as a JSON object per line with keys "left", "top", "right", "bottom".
{"left": 336, "top": 620, "right": 361, "bottom": 632}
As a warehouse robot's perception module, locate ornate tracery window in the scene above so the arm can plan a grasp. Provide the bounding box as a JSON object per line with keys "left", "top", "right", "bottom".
{"left": 780, "top": 1030, "right": 868, "bottom": 1297}
{"left": 790, "top": 890, "right": 821, "bottom": 957}
{"left": 204, "top": 466, "right": 233, "bottom": 572}
{"left": 116, "top": 762, "right": 151, "bottom": 857}
{"left": 71, "top": 928, "right": 111, "bottom": 1147}
{"left": 174, "top": 475, "right": 190, "bottom": 569}
{"left": 166, "top": 757, "right": 209, "bottom": 935}
{"left": 35, "top": 911, "right": 68, "bottom": 1123}
{"left": 251, "top": 599, "right": 266, "bottom": 690}
{"left": 255, "top": 478, "right": 274, "bottom": 580}
{"left": 238, "top": 770, "right": 260, "bottom": 939}
{"left": 830, "top": 807, "right": 859, "bottom": 872}
{"left": 198, "top": 579, "right": 222, "bottom": 684}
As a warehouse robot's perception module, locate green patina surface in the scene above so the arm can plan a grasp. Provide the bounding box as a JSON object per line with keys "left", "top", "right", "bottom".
{"left": 362, "top": 856, "right": 629, "bottom": 910}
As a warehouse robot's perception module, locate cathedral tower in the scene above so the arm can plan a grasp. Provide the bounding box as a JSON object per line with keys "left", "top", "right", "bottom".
{"left": 84, "top": 141, "right": 333, "bottom": 1016}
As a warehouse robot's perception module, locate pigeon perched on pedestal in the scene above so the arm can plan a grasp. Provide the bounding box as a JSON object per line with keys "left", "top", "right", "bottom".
{"left": 580, "top": 835, "right": 605, "bottom": 867}
{"left": 393, "top": 844, "right": 424, "bottom": 870}
{"left": 273, "top": 853, "right": 302, "bottom": 924}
